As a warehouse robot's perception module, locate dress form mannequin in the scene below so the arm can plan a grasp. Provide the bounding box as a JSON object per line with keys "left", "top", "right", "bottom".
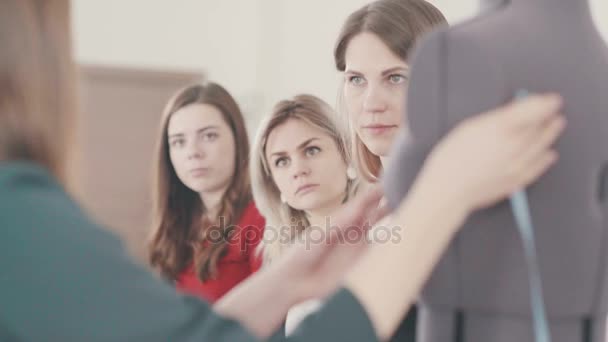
{"left": 382, "top": 0, "right": 608, "bottom": 341}
{"left": 479, "top": 0, "right": 507, "bottom": 13}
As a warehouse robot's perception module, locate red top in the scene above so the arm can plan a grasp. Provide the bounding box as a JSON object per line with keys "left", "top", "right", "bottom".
{"left": 176, "top": 202, "right": 265, "bottom": 303}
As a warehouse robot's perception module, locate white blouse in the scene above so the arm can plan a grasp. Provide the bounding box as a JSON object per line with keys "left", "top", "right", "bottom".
{"left": 284, "top": 299, "right": 324, "bottom": 336}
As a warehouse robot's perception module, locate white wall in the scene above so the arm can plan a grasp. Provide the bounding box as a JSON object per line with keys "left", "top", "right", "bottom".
{"left": 73, "top": 0, "right": 608, "bottom": 132}
{"left": 72, "top": 0, "right": 262, "bottom": 130}
{"left": 260, "top": 0, "right": 481, "bottom": 115}
{"left": 72, "top": 0, "right": 480, "bottom": 128}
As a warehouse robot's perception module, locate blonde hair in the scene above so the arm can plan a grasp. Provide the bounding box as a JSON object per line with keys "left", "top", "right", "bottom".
{"left": 251, "top": 94, "right": 357, "bottom": 264}
{"left": 334, "top": 0, "right": 447, "bottom": 182}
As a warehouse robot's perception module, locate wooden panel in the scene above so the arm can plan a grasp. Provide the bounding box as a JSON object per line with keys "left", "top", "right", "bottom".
{"left": 74, "top": 65, "right": 203, "bottom": 262}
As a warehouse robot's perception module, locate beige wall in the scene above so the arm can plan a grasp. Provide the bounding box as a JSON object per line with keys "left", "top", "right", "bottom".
{"left": 71, "top": 0, "right": 608, "bottom": 284}
{"left": 72, "top": 0, "right": 480, "bottom": 129}
{"left": 73, "top": 0, "right": 608, "bottom": 134}
{"left": 75, "top": 66, "right": 203, "bottom": 261}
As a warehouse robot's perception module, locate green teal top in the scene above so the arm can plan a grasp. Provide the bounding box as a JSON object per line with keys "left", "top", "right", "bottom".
{"left": 0, "top": 161, "right": 378, "bottom": 342}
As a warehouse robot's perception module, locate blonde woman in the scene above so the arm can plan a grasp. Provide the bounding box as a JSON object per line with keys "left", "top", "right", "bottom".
{"left": 251, "top": 94, "right": 360, "bottom": 334}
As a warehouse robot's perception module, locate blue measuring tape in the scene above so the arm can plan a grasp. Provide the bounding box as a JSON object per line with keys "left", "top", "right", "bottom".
{"left": 509, "top": 89, "right": 551, "bottom": 342}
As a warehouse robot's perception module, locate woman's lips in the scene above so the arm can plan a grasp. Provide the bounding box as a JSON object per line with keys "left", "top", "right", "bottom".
{"left": 189, "top": 168, "right": 210, "bottom": 177}
{"left": 295, "top": 184, "right": 319, "bottom": 196}
{"left": 363, "top": 124, "right": 398, "bottom": 135}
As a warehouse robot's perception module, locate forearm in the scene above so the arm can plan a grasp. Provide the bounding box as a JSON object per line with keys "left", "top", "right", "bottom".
{"left": 214, "top": 267, "right": 297, "bottom": 339}
{"left": 344, "top": 184, "right": 467, "bottom": 341}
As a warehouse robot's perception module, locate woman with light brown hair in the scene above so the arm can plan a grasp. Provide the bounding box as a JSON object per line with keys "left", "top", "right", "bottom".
{"left": 334, "top": 0, "right": 448, "bottom": 338}
{"left": 336, "top": 0, "right": 447, "bottom": 182}
{"left": 252, "top": 94, "right": 356, "bottom": 262}
{"left": 0, "top": 0, "right": 565, "bottom": 340}
{"left": 148, "top": 83, "right": 265, "bottom": 303}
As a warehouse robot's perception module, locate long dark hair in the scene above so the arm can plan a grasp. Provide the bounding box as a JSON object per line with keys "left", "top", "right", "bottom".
{"left": 148, "top": 83, "right": 252, "bottom": 281}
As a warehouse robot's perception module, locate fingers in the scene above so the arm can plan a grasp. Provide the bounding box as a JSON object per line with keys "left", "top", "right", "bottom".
{"left": 325, "top": 186, "right": 384, "bottom": 244}
{"left": 356, "top": 186, "right": 384, "bottom": 211}
{"left": 337, "top": 186, "right": 384, "bottom": 224}
{"left": 497, "top": 93, "right": 563, "bottom": 132}
{"left": 519, "top": 114, "right": 566, "bottom": 165}
{"left": 518, "top": 150, "right": 559, "bottom": 189}
{"left": 368, "top": 203, "right": 391, "bottom": 227}
{"left": 506, "top": 103, "right": 565, "bottom": 186}
{"left": 287, "top": 188, "right": 385, "bottom": 266}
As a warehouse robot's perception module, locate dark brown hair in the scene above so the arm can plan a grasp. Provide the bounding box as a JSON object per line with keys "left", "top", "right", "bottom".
{"left": 148, "top": 83, "right": 252, "bottom": 281}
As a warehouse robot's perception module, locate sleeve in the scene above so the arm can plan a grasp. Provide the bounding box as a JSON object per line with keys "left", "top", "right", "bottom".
{"left": 0, "top": 176, "right": 262, "bottom": 342}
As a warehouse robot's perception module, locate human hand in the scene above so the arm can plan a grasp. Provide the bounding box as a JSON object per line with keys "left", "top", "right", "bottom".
{"left": 413, "top": 93, "right": 565, "bottom": 218}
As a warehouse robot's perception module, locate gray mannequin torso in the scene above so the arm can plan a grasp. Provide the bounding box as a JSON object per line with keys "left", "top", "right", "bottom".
{"left": 479, "top": 0, "right": 507, "bottom": 13}
{"left": 383, "top": 0, "right": 608, "bottom": 341}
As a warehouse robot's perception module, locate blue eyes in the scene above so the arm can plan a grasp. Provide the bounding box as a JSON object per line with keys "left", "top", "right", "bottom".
{"left": 305, "top": 146, "right": 320, "bottom": 156}
{"left": 348, "top": 75, "right": 365, "bottom": 85}
{"left": 273, "top": 146, "right": 322, "bottom": 168}
{"left": 347, "top": 74, "right": 408, "bottom": 86}
{"left": 389, "top": 74, "right": 407, "bottom": 84}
